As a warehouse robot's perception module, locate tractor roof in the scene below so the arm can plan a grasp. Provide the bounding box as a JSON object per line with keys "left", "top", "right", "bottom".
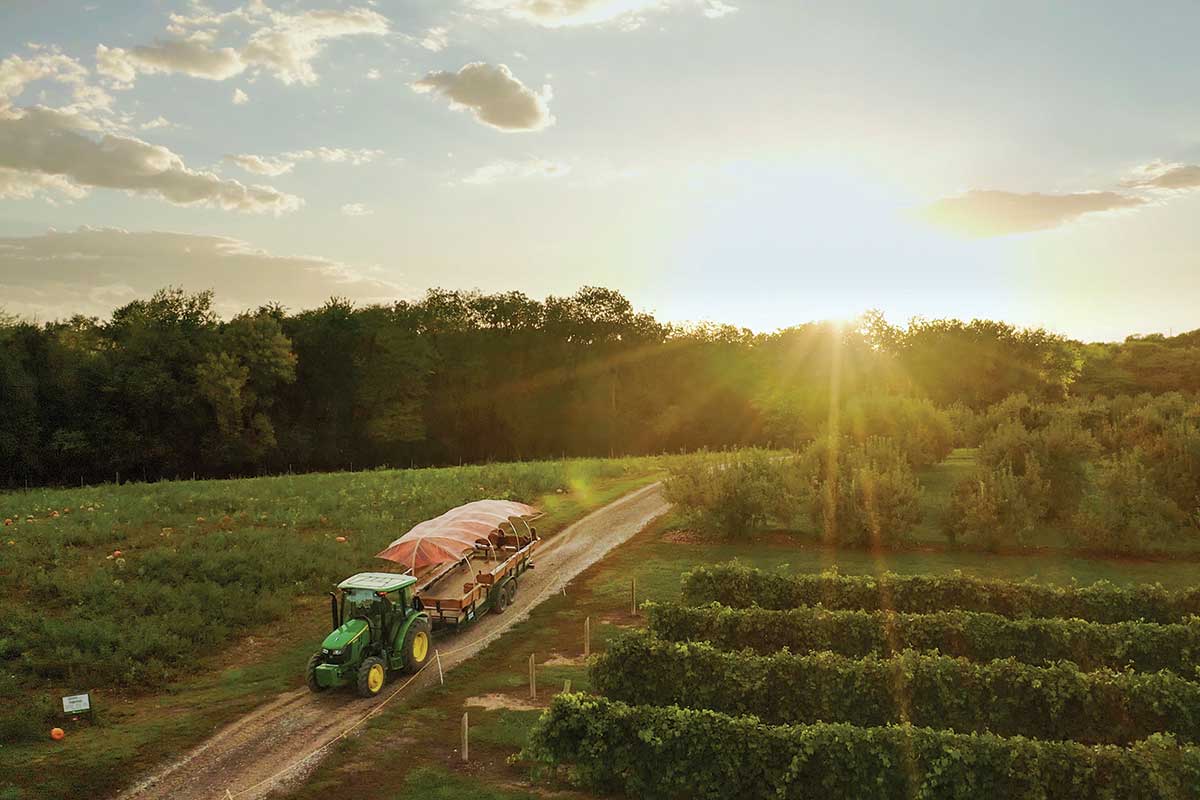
{"left": 338, "top": 572, "right": 417, "bottom": 592}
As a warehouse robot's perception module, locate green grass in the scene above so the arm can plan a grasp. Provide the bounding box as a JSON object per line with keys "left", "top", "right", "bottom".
{"left": 393, "top": 767, "right": 543, "bottom": 800}
{"left": 911, "top": 447, "right": 978, "bottom": 541}
{"left": 0, "top": 457, "right": 665, "bottom": 800}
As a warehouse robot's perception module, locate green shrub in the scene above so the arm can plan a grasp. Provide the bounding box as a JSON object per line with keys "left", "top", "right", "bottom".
{"left": 943, "top": 461, "right": 1047, "bottom": 549}
{"left": 592, "top": 631, "right": 1200, "bottom": 745}
{"left": 839, "top": 395, "right": 955, "bottom": 468}
{"left": 523, "top": 694, "right": 1200, "bottom": 800}
{"left": 1070, "top": 451, "right": 1188, "bottom": 554}
{"left": 796, "top": 436, "right": 923, "bottom": 546}
{"left": 680, "top": 563, "right": 1200, "bottom": 624}
{"left": 646, "top": 602, "right": 1200, "bottom": 674}
{"left": 662, "top": 449, "right": 797, "bottom": 536}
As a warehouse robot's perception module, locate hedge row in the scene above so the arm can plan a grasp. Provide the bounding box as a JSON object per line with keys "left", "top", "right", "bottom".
{"left": 522, "top": 694, "right": 1200, "bottom": 800}
{"left": 646, "top": 602, "right": 1200, "bottom": 675}
{"left": 681, "top": 563, "right": 1200, "bottom": 624}
{"left": 592, "top": 631, "right": 1200, "bottom": 745}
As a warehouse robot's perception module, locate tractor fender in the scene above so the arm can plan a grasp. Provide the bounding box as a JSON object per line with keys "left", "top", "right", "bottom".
{"left": 393, "top": 610, "right": 430, "bottom": 651}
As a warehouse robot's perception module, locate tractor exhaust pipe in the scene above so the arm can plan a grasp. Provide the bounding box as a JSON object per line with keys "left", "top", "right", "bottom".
{"left": 329, "top": 592, "right": 339, "bottom": 631}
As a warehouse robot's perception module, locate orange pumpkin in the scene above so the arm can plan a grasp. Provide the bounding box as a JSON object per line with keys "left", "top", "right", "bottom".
{"left": 51, "top": 727, "right": 65, "bottom": 741}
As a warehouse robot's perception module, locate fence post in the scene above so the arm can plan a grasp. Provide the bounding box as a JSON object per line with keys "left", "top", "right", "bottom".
{"left": 631, "top": 576, "right": 638, "bottom": 616}
{"left": 562, "top": 678, "right": 571, "bottom": 694}
{"left": 436, "top": 650, "right": 444, "bottom": 686}
{"left": 584, "top": 616, "right": 591, "bottom": 659}
{"left": 528, "top": 653, "right": 537, "bottom": 699}
{"left": 461, "top": 711, "right": 469, "bottom": 762}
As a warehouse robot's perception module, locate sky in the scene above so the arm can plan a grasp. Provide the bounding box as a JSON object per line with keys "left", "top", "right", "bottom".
{"left": 1, "top": 0, "right": 1199, "bottom": 342}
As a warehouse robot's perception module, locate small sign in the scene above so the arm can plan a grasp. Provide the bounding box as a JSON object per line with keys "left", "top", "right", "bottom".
{"left": 62, "top": 693, "right": 91, "bottom": 714}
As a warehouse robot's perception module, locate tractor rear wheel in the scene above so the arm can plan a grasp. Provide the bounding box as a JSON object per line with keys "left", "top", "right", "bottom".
{"left": 400, "top": 617, "right": 432, "bottom": 674}
{"left": 356, "top": 657, "right": 386, "bottom": 697}
{"left": 306, "top": 652, "right": 326, "bottom": 693}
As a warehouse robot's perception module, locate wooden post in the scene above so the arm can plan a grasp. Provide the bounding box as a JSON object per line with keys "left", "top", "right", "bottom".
{"left": 436, "top": 650, "right": 444, "bottom": 686}
{"left": 528, "top": 653, "right": 537, "bottom": 699}
{"left": 631, "top": 576, "right": 638, "bottom": 616}
{"left": 461, "top": 711, "right": 469, "bottom": 762}
{"left": 562, "top": 678, "right": 571, "bottom": 694}
{"left": 584, "top": 616, "right": 591, "bottom": 658}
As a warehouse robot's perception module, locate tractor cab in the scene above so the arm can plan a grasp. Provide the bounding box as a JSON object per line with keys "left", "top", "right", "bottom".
{"left": 306, "top": 572, "right": 431, "bottom": 697}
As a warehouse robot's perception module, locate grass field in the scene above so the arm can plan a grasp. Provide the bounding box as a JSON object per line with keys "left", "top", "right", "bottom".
{"left": 0, "top": 458, "right": 665, "bottom": 800}
{"left": 5, "top": 450, "right": 1199, "bottom": 800}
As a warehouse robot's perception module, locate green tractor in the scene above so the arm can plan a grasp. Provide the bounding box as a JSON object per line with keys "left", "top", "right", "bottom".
{"left": 306, "top": 572, "right": 431, "bottom": 697}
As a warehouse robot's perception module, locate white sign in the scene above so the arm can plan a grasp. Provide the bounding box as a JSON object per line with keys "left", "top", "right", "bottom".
{"left": 62, "top": 693, "right": 91, "bottom": 713}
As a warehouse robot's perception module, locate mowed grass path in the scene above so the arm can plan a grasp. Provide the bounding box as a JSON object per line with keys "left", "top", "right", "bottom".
{"left": 0, "top": 458, "right": 665, "bottom": 800}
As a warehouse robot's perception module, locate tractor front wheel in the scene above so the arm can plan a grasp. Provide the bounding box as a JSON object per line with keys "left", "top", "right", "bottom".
{"left": 401, "top": 617, "right": 432, "bottom": 674}
{"left": 306, "top": 652, "right": 326, "bottom": 693}
{"left": 356, "top": 657, "right": 386, "bottom": 698}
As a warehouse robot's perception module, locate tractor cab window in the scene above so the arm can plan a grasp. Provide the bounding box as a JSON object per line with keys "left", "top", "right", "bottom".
{"left": 343, "top": 590, "right": 380, "bottom": 621}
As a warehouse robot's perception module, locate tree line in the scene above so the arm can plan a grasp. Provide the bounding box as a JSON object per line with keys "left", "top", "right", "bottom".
{"left": 1, "top": 287, "right": 1197, "bottom": 487}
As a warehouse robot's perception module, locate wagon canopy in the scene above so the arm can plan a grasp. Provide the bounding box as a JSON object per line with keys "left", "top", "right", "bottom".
{"left": 375, "top": 499, "right": 541, "bottom": 570}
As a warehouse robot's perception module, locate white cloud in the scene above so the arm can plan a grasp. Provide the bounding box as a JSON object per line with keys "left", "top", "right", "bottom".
{"left": 232, "top": 87, "right": 249, "bottom": 104}
{"left": 412, "top": 63, "right": 554, "bottom": 132}
{"left": 283, "top": 147, "right": 383, "bottom": 165}
{"left": 1123, "top": 161, "right": 1200, "bottom": 192}
{"left": 225, "top": 153, "right": 295, "bottom": 176}
{"left": 140, "top": 115, "right": 174, "bottom": 130}
{"left": 461, "top": 157, "right": 570, "bottom": 185}
{"left": 340, "top": 202, "right": 372, "bottom": 216}
{"left": 96, "top": 3, "right": 390, "bottom": 89}
{"left": 96, "top": 40, "right": 246, "bottom": 85}
{"left": 0, "top": 227, "right": 405, "bottom": 320}
{"left": 365, "top": 68, "right": 381, "bottom": 80}
{"left": 420, "top": 26, "right": 450, "bottom": 52}
{"left": 0, "top": 106, "right": 300, "bottom": 213}
{"left": 241, "top": 7, "right": 391, "bottom": 85}
{"left": 469, "top": 0, "right": 736, "bottom": 28}
{"left": 225, "top": 147, "right": 383, "bottom": 177}
{"left": 0, "top": 49, "right": 110, "bottom": 114}
{"left": 920, "top": 190, "right": 1144, "bottom": 237}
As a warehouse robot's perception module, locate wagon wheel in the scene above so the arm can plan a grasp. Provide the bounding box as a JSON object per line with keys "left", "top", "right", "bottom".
{"left": 492, "top": 583, "right": 508, "bottom": 615}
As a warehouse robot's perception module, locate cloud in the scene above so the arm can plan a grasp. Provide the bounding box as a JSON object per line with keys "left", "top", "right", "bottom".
{"left": 96, "top": 40, "right": 246, "bottom": 85}
{"left": 140, "top": 115, "right": 174, "bottom": 130}
{"left": 461, "top": 157, "right": 570, "bottom": 184}
{"left": 96, "top": 4, "right": 389, "bottom": 88}
{"left": 412, "top": 63, "right": 553, "bottom": 132}
{"left": 920, "top": 190, "right": 1144, "bottom": 237}
{"left": 365, "top": 68, "right": 381, "bottom": 80}
{"left": 241, "top": 7, "right": 390, "bottom": 85}
{"left": 340, "top": 202, "right": 372, "bottom": 216}
{"left": 1123, "top": 161, "right": 1200, "bottom": 192}
{"left": 232, "top": 87, "right": 249, "bottom": 105}
{"left": 419, "top": 26, "right": 450, "bottom": 52}
{"left": 225, "top": 147, "right": 383, "bottom": 176}
{"left": 0, "top": 227, "right": 405, "bottom": 321}
{"left": 225, "top": 153, "right": 295, "bottom": 176}
{"left": 469, "top": 0, "right": 736, "bottom": 28}
{"left": 0, "top": 106, "right": 299, "bottom": 213}
{"left": 0, "top": 49, "right": 111, "bottom": 115}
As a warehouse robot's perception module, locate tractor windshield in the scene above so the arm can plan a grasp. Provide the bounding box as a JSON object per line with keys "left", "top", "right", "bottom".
{"left": 343, "top": 590, "right": 379, "bottom": 622}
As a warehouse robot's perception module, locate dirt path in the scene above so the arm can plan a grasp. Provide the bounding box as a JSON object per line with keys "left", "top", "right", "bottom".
{"left": 116, "top": 482, "right": 669, "bottom": 800}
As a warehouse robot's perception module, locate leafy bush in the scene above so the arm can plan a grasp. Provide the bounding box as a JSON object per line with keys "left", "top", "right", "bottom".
{"left": 839, "top": 395, "right": 955, "bottom": 468}
{"left": 647, "top": 602, "right": 1200, "bottom": 674}
{"left": 943, "top": 461, "right": 1047, "bottom": 549}
{"left": 796, "top": 436, "right": 923, "bottom": 546}
{"left": 977, "top": 415, "right": 1098, "bottom": 521}
{"left": 1069, "top": 451, "right": 1189, "bottom": 554}
{"left": 662, "top": 449, "right": 798, "bottom": 537}
{"left": 523, "top": 694, "right": 1200, "bottom": 800}
{"left": 592, "top": 631, "right": 1200, "bottom": 745}
{"left": 680, "top": 563, "right": 1200, "bottom": 624}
